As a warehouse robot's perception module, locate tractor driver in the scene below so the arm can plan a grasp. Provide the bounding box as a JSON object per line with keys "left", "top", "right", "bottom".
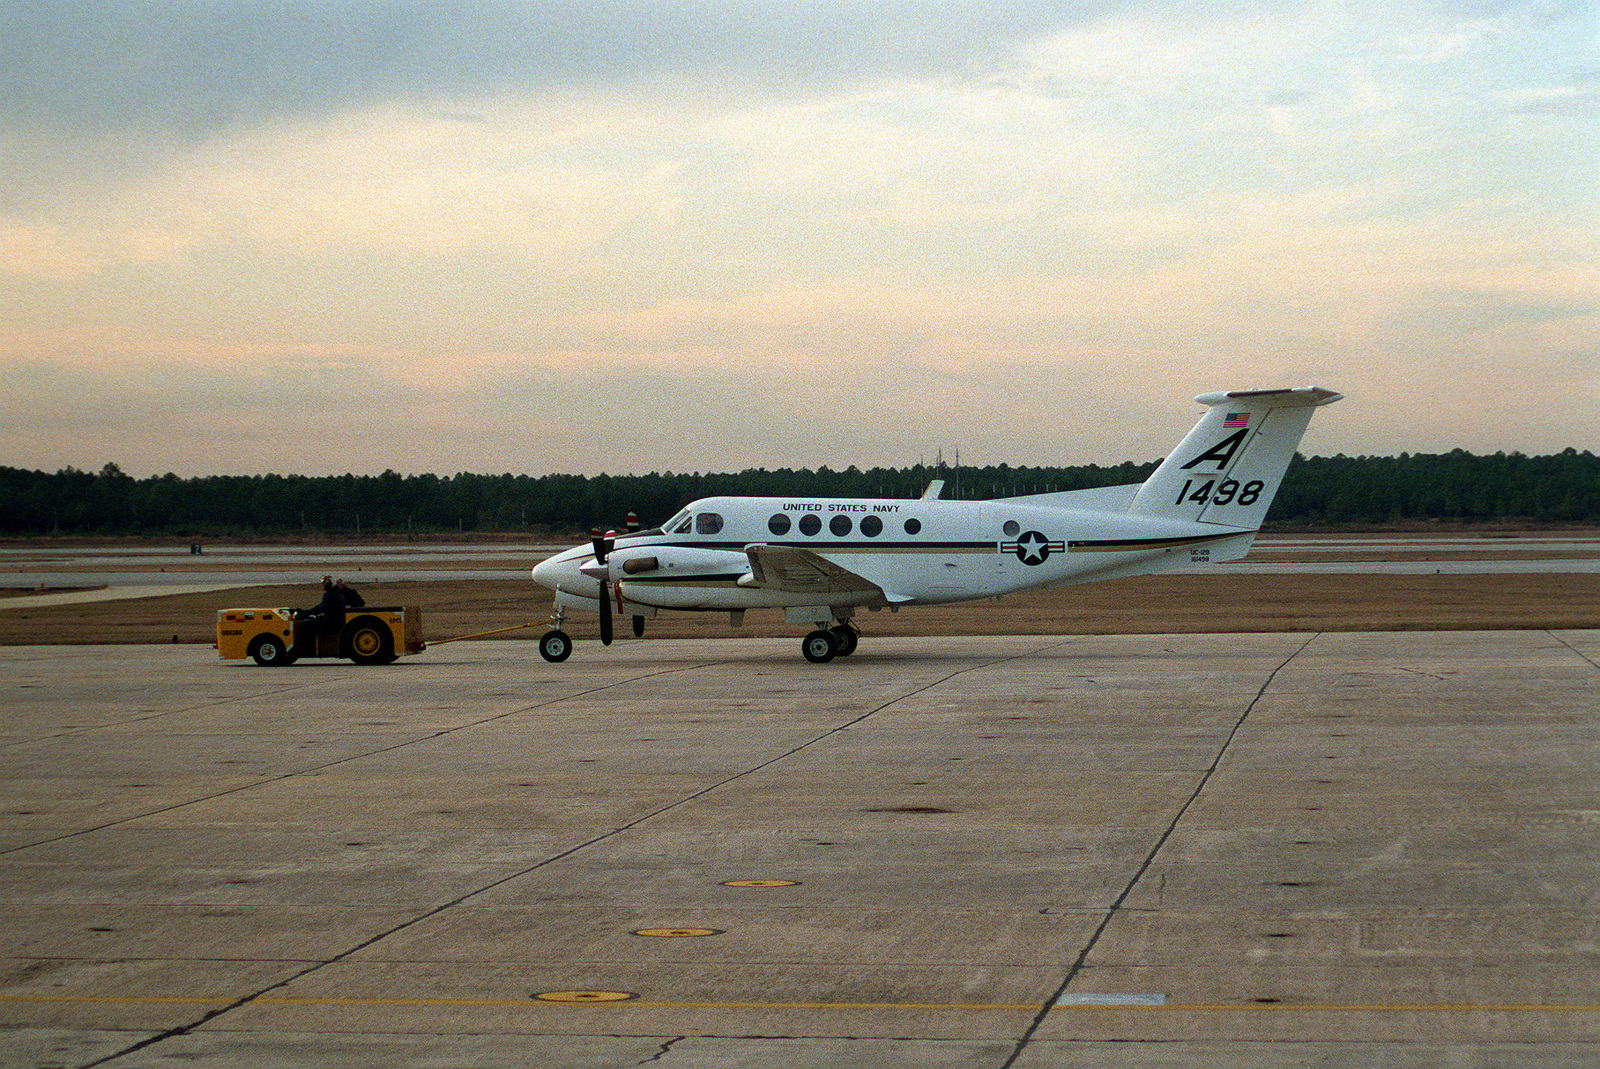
{"left": 293, "top": 575, "right": 345, "bottom": 654}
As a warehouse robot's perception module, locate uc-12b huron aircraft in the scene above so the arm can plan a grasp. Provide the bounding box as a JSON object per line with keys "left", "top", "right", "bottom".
{"left": 532, "top": 386, "right": 1341, "bottom": 663}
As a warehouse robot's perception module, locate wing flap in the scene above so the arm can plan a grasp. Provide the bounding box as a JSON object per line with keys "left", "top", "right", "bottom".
{"left": 741, "top": 544, "right": 891, "bottom": 599}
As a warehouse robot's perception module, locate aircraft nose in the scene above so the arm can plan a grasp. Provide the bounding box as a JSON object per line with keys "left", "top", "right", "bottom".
{"left": 533, "top": 551, "right": 595, "bottom": 595}
{"left": 531, "top": 556, "right": 562, "bottom": 589}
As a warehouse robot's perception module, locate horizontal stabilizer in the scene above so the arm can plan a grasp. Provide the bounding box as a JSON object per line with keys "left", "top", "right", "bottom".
{"left": 1129, "top": 386, "right": 1341, "bottom": 529}
{"left": 1194, "top": 386, "right": 1342, "bottom": 409}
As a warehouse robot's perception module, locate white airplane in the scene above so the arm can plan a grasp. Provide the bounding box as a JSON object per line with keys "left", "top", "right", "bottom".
{"left": 531, "top": 386, "right": 1341, "bottom": 663}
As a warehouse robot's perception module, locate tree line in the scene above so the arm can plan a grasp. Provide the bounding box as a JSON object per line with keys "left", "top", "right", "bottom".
{"left": 2, "top": 449, "right": 1596, "bottom": 536}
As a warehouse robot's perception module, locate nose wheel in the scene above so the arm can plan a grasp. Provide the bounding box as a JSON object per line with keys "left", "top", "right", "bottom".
{"left": 539, "top": 629, "right": 573, "bottom": 663}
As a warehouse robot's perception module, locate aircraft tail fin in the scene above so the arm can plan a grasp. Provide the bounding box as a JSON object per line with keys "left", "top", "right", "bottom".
{"left": 1128, "top": 387, "right": 1341, "bottom": 529}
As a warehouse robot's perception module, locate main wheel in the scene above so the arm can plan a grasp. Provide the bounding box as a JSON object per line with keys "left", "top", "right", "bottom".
{"left": 540, "top": 629, "right": 573, "bottom": 663}
{"left": 802, "top": 629, "right": 837, "bottom": 663}
{"left": 345, "top": 616, "right": 394, "bottom": 666}
{"left": 828, "top": 625, "right": 858, "bottom": 657}
{"left": 248, "top": 634, "right": 289, "bottom": 667}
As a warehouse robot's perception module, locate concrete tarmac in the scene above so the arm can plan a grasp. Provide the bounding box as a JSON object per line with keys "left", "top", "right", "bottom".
{"left": 1, "top": 632, "right": 1597, "bottom": 1067}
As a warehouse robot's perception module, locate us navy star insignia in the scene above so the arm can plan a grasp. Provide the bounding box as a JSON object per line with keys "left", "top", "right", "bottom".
{"left": 1002, "top": 531, "right": 1065, "bottom": 565}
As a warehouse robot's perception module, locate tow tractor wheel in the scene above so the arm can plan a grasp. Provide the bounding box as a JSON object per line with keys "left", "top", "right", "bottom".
{"left": 345, "top": 616, "right": 395, "bottom": 666}
{"left": 540, "top": 629, "right": 573, "bottom": 663}
{"left": 828, "top": 625, "right": 858, "bottom": 658}
{"left": 248, "top": 634, "right": 289, "bottom": 667}
{"left": 802, "top": 629, "right": 837, "bottom": 664}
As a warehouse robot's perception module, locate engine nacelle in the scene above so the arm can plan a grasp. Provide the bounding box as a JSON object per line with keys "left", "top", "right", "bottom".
{"left": 608, "top": 545, "right": 750, "bottom": 609}
{"left": 607, "top": 544, "right": 747, "bottom": 577}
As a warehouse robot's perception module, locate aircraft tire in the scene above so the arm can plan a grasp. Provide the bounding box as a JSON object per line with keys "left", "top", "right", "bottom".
{"left": 802, "top": 630, "right": 837, "bottom": 664}
{"left": 828, "top": 626, "right": 858, "bottom": 657}
{"left": 540, "top": 629, "right": 573, "bottom": 663}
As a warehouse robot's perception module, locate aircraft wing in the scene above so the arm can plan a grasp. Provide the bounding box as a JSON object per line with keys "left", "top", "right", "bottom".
{"left": 741, "top": 543, "right": 898, "bottom": 600}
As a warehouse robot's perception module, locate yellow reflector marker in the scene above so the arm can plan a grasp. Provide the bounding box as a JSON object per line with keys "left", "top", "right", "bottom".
{"left": 721, "top": 879, "right": 800, "bottom": 887}
{"left": 533, "top": 990, "right": 637, "bottom": 1003}
{"left": 631, "top": 928, "right": 723, "bottom": 938}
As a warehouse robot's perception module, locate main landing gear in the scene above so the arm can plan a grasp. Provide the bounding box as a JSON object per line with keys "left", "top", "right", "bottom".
{"left": 802, "top": 624, "right": 859, "bottom": 664}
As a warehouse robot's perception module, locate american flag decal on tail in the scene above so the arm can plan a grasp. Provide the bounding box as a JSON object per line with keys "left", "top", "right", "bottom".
{"left": 1223, "top": 412, "right": 1250, "bottom": 429}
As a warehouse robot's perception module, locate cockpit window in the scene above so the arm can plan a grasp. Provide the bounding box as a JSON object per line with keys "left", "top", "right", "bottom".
{"left": 695, "top": 512, "right": 724, "bottom": 535}
{"left": 664, "top": 508, "right": 692, "bottom": 534}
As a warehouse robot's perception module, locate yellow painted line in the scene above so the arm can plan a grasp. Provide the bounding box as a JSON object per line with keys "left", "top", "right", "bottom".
{"left": 3, "top": 993, "right": 1597, "bottom": 1014}
{"left": 646, "top": 1001, "right": 1043, "bottom": 1011}
{"left": 0, "top": 993, "right": 1030, "bottom": 1011}
{"left": 0, "top": 994, "right": 232, "bottom": 1006}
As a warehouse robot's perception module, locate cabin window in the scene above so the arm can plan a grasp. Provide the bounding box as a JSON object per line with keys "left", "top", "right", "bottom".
{"left": 768, "top": 513, "right": 791, "bottom": 536}
{"left": 904, "top": 517, "right": 922, "bottom": 535}
{"left": 1003, "top": 520, "right": 1021, "bottom": 537}
{"left": 799, "top": 514, "right": 821, "bottom": 535}
{"left": 861, "top": 515, "right": 882, "bottom": 537}
{"left": 830, "top": 514, "right": 852, "bottom": 536}
{"left": 695, "top": 512, "right": 724, "bottom": 535}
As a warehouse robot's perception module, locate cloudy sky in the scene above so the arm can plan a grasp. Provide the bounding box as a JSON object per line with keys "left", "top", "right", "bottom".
{"left": 3, "top": 1, "right": 1595, "bottom": 477}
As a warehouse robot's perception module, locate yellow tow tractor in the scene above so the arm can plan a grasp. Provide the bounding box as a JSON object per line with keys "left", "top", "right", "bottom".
{"left": 217, "top": 605, "right": 425, "bottom": 666}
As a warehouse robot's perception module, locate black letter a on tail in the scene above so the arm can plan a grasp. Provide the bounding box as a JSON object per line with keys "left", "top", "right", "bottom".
{"left": 1179, "top": 428, "right": 1247, "bottom": 471}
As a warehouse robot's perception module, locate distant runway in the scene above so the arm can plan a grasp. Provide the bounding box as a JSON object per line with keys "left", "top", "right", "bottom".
{"left": 4, "top": 533, "right": 1598, "bottom": 609}
{"left": 1, "top": 632, "right": 1596, "bottom": 1066}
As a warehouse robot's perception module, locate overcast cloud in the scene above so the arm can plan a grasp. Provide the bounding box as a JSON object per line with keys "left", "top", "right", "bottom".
{"left": 2, "top": 0, "right": 1595, "bottom": 477}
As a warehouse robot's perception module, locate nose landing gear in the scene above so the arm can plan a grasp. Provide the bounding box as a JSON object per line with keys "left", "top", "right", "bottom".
{"left": 540, "top": 602, "right": 573, "bottom": 663}
{"left": 539, "top": 629, "right": 573, "bottom": 663}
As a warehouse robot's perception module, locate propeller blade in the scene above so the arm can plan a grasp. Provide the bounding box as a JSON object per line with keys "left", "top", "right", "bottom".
{"left": 598, "top": 581, "right": 613, "bottom": 645}
{"left": 589, "top": 528, "right": 616, "bottom": 646}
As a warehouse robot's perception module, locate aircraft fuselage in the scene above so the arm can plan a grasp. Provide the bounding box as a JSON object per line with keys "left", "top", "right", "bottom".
{"left": 532, "top": 494, "right": 1255, "bottom": 615}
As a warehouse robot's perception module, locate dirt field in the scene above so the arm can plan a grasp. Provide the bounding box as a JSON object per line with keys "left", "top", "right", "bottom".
{"left": 1, "top": 571, "right": 1596, "bottom": 647}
